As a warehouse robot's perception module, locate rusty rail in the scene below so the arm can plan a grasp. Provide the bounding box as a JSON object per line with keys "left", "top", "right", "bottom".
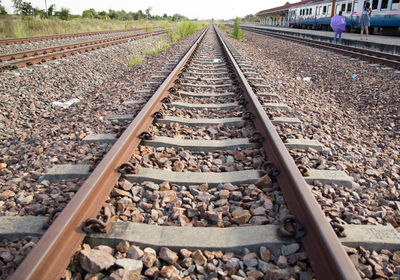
{"left": 240, "top": 25, "right": 400, "bottom": 69}
{"left": 214, "top": 26, "right": 360, "bottom": 279}
{"left": 9, "top": 27, "right": 208, "bottom": 280}
{"left": 0, "top": 30, "right": 167, "bottom": 71}
{"left": 0, "top": 31, "right": 164, "bottom": 62}
{"left": 11, "top": 24, "right": 361, "bottom": 279}
{"left": 0, "top": 27, "right": 145, "bottom": 46}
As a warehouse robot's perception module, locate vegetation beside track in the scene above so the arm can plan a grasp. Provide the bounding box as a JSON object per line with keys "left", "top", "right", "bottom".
{"left": 126, "top": 21, "right": 207, "bottom": 66}
{"left": 0, "top": 15, "right": 167, "bottom": 39}
{"left": 232, "top": 17, "right": 244, "bottom": 40}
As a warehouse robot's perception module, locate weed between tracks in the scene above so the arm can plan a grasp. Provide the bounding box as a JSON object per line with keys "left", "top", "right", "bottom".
{"left": 125, "top": 37, "right": 170, "bottom": 66}
{"left": 125, "top": 21, "right": 206, "bottom": 66}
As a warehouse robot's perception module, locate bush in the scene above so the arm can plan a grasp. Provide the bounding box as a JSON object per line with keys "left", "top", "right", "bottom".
{"left": 231, "top": 17, "right": 243, "bottom": 40}
{"left": 58, "top": 8, "right": 70, "bottom": 20}
{"left": 217, "top": 23, "right": 227, "bottom": 31}
{"left": 0, "top": 4, "right": 7, "bottom": 15}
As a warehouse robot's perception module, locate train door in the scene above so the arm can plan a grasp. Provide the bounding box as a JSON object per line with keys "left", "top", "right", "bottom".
{"left": 345, "top": 1, "right": 353, "bottom": 27}
{"left": 371, "top": 0, "right": 379, "bottom": 27}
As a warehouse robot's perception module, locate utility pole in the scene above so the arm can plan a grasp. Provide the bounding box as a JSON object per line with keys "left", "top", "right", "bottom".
{"left": 45, "top": 0, "right": 48, "bottom": 16}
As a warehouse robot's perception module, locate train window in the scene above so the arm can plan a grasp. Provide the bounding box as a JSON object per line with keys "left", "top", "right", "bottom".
{"left": 336, "top": 4, "right": 341, "bottom": 13}
{"left": 323, "top": 6, "right": 327, "bottom": 14}
{"left": 347, "top": 3, "right": 352, "bottom": 12}
{"left": 381, "top": 0, "right": 388, "bottom": 9}
{"left": 310, "top": 8, "right": 313, "bottom": 14}
{"left": 341, "top": 3, "right": 346, "bottom": 11}
{"left": 392, "top": 0, "right": 399, "bottom": 9}
{"left": 372, "top": 0, "right": 378, "bottom": 9}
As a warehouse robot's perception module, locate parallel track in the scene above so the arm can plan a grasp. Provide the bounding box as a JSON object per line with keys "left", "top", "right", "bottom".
{"left": 10, "top": 26, "right": 360, "bottom": 279}
{"left": 0, "top": 27, "right": 144, "bottom": 46}
{"left": 0, "top": 30, "right": 167, "bottom": 71}
{"left": 241, "top": 25, "right": 400, "bottom": 69}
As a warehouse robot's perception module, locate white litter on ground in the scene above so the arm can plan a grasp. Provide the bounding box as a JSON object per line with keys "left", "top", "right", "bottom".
{"left": 52, "top": 98, "right": 80, "bottom": 109}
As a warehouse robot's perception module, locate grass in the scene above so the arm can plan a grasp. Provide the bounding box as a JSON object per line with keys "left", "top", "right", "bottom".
{"left": 0, "top": 15, "right": 166, "bottom": 39}
{"left": 126, "top": 20, "right": 207, "bottom": 67}
{"left": 165, "top": 20, "right": 207, "bottom": 43}
{"left": 217, "top": 23, "right": 227, "bottom": 31}
{"left": 231, "top": 17, "right": 244, "bottom": 41}
{"left": 126, "top": 37, "right": 171, "bottom": 66}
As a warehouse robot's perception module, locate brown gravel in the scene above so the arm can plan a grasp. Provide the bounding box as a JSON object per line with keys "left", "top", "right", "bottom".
{"left": 0, "top": 236, "right": 38, "bottom": 279}
{"left": 221, "top": 28, "right": 400, "bottom": 230}
{"left": 64, "top": 241, "right": 313, "bottom": 279}
{"left": 107, "top": 178, "right": 285, "bottom": 227}
{"left": 0, "top": 30, "right": 203, "bottom": 279}
{"left": 0, "top": 31, "right": 202, "bottom": 217}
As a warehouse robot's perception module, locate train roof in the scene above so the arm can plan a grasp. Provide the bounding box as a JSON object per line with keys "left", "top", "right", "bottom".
{"left": 255, "top": 0, "right": 318, "bottom": 16}
{"left": 256, "top": 0, "right": 331, "bottom": 16}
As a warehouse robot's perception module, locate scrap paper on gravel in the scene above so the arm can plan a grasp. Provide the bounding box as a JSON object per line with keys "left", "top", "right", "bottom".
{"left": 330, "top": 15, "right": 346, "bottom": 33}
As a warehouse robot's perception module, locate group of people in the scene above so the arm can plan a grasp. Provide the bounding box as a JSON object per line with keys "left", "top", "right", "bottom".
{"left": 331, "top": 1, "right": 372, "bottom": 44}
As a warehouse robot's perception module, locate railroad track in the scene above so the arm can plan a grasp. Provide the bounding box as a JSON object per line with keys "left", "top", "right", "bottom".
{"left": 5, "top": 25, "right": 365, "bottom": 279}
{"left": 0, "top": 27, "right": 145, "bottom": 46}
{"left": 240, "top": 25, "right": 400, "bottom": 69}
{"left": 0, "top": 30, "right": 167, "bottom": 71}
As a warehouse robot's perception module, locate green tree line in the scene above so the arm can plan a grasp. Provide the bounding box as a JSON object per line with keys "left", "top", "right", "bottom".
{"left": 2, "top": 0, "right": 188, "bottom": 21}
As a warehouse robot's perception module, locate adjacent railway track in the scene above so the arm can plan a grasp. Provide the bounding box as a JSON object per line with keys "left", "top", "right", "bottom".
{"left": 0, "top": 30, "right": 167, "bottom": 71}
{"left": 240, "top": 25, "right": 400, "bottom": 69}
{"left": 7, "top": 25, "right": 363, "bottom": 279}
{"left": 0, "top": 27, "right": 145, "bottom": 46}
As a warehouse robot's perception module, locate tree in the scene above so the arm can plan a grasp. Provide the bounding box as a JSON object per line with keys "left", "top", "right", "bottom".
{"left": 47, "top": 4, "right": 55, "bottom": 16}
{"left": 108, "top": 9, "right": 118, "bottom": 19}
{"left": 145, "top": 6, "right": 152, "bottom": 19}
{"left": 82, "top": 8, "right": 97, "bottom": 18}
{"left": 98, "top": 10, "right": 108, "bottom": 19}
{"left": 0, "top": 0, "right": 6, "bottom": 14}
{"left": 58, "top": 7, "right": 70, "bottom": 20}
{"left": 13, "top": 0, "right": 34, "bottom": 15}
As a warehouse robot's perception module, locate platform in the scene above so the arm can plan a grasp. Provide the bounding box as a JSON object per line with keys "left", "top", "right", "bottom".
{"left": 242, "top": 24, "right": 400, "bottom": 55}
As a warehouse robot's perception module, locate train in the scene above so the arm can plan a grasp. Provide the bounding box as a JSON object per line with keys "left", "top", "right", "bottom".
{"left": 288, "top": 0, "right": 400, "bottom": 33}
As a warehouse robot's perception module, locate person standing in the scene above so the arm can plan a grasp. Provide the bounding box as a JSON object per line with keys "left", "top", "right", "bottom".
{"left": 360, "top": 2, "right": 372, "bottom": 40}
{"left": 331, "top": 11, "right": 346, "bottom": 44}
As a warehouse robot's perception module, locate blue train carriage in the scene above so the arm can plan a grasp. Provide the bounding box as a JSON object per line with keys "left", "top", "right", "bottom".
{"left": 315, "top": 0, "right": 335, "bottom": 30}
{"left": 289, "top": 0, "right": 335, "bottom": 29}
{"left": 289, "top": 2, "right": 318, "bottom": 28}
{"left": 289, "top": 0, "right": 400, "bottom": 32}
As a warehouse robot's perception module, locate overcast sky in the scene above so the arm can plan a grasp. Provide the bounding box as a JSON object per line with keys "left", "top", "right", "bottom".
{"left": 2, "top": 0, "right": 292, "bottom": 20}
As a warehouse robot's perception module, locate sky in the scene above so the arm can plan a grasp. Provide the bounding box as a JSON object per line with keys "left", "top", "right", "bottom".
{"left": 2, "top": 0, "right": 292, "bottom": 20}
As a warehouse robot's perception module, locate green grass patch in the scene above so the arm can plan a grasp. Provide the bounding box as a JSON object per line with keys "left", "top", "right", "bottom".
{"left": 125, "top": 37, "right": 170, "bottom": 66}
{"left": 125, "top": 20, "right": 207, "bottom": 67}
{"left": 231, "top": 17, "right": 244, "bottom": 41}
{"left": 165, "top": 20, "right": 206, "bottom": 43}
{"left": 217, "top": 23, "right": 227, "bottom": 31}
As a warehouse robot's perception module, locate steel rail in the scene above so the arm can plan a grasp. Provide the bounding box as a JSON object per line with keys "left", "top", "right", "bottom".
{"left": 9, "top": 27, "right": 208, "bottom": 280}
{"left": 0, "top": 30, "right": 167, "bottom": 71}
{"left": 241, "top": 26, "right": 400, "bottom": 69}
{"left": 0, "top": 27, "right": 145, "bottom": 46}
{"left": 214, "top": 26, "right": 361, "bottom": 279}
{"left": 0, "top": 31, "right": 164, "bottom": 62}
